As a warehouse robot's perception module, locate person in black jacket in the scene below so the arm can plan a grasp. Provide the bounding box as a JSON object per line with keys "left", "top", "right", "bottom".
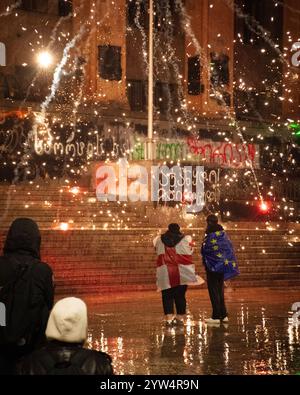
{"left": 0, "top": 218, "right": 54, "bottom": 374}
{"left": 201, "top": 215, "right": 228, "bottom": 325}
{"left": 17, "top": 297, "right": 114, "bottom": 375}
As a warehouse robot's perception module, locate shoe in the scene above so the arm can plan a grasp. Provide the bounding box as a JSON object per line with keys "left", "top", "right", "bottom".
{"left": 165, "top": 318, "right": 177, "bottom": 327}
{"left": 222, "top": 316, "right": 229, "bottom": 322}
{"left": 205, "top": 318, "right": 221, "bottom": 324}
{"left": 165, "top": 320, "right": 173, "bottom": 327}
{"left": 175, "top": 319, "right": 184, "bottom": 326}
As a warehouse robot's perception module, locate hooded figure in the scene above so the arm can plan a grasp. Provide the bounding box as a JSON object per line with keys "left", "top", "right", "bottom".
{"left": 154, "top": 223, "right": 198, "bottom": 291}
{"left": 3, "top": 217, "right": 42, "bottom": 260}
{"left": 154, "top": 224, "right": 201, "bottom": 326}
{"left": 18, "top": 297, "right": 113, "bottom": 375}
{"left": 0, "top": 218, "right": 54, "bottom": 374}
{"left": 201, "top": 215, "right": 239, "bottom": 324}
{"left": 160, "top": 223, "right": 185, "bottom": 248}
{"left": 201, "top": 215, "right": 239, "bottom": 281}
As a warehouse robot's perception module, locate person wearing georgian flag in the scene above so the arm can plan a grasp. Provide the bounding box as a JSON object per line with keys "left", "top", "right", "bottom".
{"left": 201, "top": 215, "right": 240, "bottom": 325}
{"left": 153, "top": 223, "right": 202, "bottom": 326}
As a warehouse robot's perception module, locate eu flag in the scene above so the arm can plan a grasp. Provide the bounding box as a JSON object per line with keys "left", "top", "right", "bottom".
{"left": 201, "top": 230, "right": 240, "bottom": 280}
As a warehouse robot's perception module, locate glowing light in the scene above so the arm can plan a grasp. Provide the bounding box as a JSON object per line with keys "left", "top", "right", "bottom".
{"left": 37, "top": 51, "right": 53, "bottom": 68}
{"left": 259, "top": 201, "right": 270, "bottom": 213}
{"left": 59, "top": 222, "right": 69, "bottom": 231}
{"left": 289, "top": 122, "right": 300, "bottom": 136}
{"left": 70, "top": 186, "right": 80, "bottom": 195}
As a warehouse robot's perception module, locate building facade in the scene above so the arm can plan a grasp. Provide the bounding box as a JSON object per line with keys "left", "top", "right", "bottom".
{"left": 0, "top": 0, "right": 299, "bottom": 219}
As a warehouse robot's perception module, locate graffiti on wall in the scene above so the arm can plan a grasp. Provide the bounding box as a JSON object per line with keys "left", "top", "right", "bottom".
{"left": 33, "top": 121, "right": 134, "bottom": 159}
{"left": 186, "top": 137, "right": 258, "bottom": 168}
{"left": 131, "top": 136, "right": 260, "bottom": 169}
{"left": 0, "top": 113, "right": 260, "bottom": 172}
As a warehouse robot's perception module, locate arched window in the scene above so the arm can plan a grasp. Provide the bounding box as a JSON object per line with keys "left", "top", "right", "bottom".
{"left": 0, "top": 42, "right": 6, "bottom": 66}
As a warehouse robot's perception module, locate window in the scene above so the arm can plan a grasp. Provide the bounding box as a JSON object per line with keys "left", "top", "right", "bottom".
{"left": 127, "top": 80, "right": 181, "bottom": 114}
{"left": 210, "top": 52, "right": 230, "bottom": 107}
{"left": 0, "top": 74, "right": 9, "bottom": 99}
{"left": 169, "top": 83, "right": 182, "bottom": 110}
{"left": 155, "top": 0, "right": 177, "bottom": 32}
{"left": 0, "top": 42, "right": 5, "bottom": 67}
{"left": 187, "top": 55, "right": 203, "bottom": 95}
{"left": 154, "top": 81, "right": 181, "bottom": 115}
{"left": 15, "top": 65, "right": 38, "bottom": 100}
{"left": 19, "top": 0, "right": 48, "bottom": 12}
{"left": 154, "top": 82, "right": 170, "bottom": 114}
{"left": 58, "top": 0, "right": 72, "bottom": 16}
{"left": 127, "top": 0, "right": 148, "bottom": 28}
{"left": 127, "top": 80, "right": 147, "bottom": 112}
{"left": 242, "top": 0, "right": 261, "bottom": 43}
{"left": 210, "top": 52, "right": 229, "bottom": 87}
{"left": 98, "top": 45, "right": 122, "bottom": 81}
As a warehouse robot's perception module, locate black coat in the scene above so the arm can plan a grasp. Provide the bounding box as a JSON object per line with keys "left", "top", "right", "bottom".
{"left": 17, "top": 341, "right": 114, "bottom": 375}
{"left": 0, "top": 218, "right": 54, "bottom": 351}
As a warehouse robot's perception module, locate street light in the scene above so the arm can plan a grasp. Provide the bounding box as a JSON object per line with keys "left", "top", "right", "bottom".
{"left": 37, "top": 50, "right": 53, "bottom": 69}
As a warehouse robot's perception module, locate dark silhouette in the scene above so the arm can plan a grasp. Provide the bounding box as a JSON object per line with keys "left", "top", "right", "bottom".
{"left": 201, "top": 215, "right": 239, "bottom": 324}
{"left": 0, "top": 218, "right": 54, "bottom": 374}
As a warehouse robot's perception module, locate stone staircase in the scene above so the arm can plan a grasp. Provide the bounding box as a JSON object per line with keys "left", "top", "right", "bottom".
{"left": 0, "top": 182, "right": 300, "bottom": 294}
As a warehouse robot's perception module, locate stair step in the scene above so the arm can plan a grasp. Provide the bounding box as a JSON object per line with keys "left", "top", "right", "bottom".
{"left": 1, "top": 182, "right": 300, "bottom": 293}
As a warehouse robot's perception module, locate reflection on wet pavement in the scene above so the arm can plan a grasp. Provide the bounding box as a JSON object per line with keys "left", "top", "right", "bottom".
{"left": 83, "top": 289, "right": 300, "bottom": 375}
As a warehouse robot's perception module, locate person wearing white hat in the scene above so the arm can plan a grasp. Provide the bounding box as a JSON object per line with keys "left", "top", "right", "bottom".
{"left": 45, "top": 297, "right": 88, "bottom": 344}
{"left": 17, "top": 297, "right": 113, "bottom": 375}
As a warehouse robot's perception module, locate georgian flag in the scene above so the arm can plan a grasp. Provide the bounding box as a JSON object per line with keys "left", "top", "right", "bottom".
{"left": 154, "top": 235, "right": 204, "bottom": 291}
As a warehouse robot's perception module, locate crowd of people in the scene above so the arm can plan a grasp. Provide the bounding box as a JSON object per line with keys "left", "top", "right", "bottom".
{"left": 0, "top": 215, "right": 239, "bottom": 375}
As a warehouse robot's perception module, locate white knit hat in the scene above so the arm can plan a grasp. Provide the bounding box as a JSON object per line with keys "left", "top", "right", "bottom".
{"left": 46, "top": 297, "right": 88, "bottom": 343}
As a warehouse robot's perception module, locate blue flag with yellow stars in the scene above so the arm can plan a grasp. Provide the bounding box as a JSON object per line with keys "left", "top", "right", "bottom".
{"left": 201, "top": 230, "right": 240, "bottom": 280}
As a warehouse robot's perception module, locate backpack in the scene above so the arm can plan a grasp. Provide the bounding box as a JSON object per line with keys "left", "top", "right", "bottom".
{"left": 0, "top": 258, "right": 35, "bottom": 347}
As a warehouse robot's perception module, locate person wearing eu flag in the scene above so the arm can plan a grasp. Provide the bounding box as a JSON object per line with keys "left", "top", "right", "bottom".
{"left": 201, "top": 215, "right": 240, "bottom": 325}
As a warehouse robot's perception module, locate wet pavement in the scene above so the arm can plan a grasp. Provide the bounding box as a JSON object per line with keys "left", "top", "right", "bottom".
{"left": 81, "top": 288, "right": 300, "bottom": 375}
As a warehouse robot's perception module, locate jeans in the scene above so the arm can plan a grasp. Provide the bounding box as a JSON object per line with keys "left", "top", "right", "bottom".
{"left": 162, "top": 285, "right": 187, "bottom": 315}
{"left": 206, "top": 271, "right": 227, "bottom": 319}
